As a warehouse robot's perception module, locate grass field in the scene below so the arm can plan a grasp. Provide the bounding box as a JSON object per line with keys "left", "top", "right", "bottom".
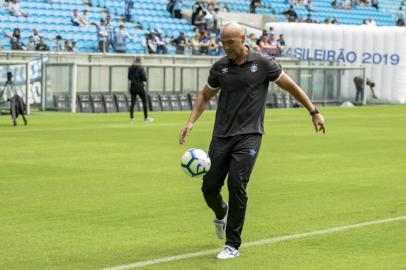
{"left": 1, "top": 105, "right": 406, "bottom": 270}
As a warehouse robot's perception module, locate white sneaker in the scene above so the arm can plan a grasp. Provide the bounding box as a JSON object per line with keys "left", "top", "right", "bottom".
{"left": 144, "top": 117, "right": 154, "bottom": 123}
{"left": 213, "top": 204, "right": 228, "bottom": 239}
{"left": 216, "top": 245, "right": 239, "bottom": 260}
{"left": 130, "top": 118, "right": 135, "bottom": 124}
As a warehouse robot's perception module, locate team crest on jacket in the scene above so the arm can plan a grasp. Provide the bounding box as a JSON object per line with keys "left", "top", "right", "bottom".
{"left": 250, "top": 64, "right": 258, "bottom": 73}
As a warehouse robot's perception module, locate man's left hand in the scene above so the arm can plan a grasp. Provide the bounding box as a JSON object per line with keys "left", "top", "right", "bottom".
{"left": 312, "top": 113, "right": 325, "bottom": 134}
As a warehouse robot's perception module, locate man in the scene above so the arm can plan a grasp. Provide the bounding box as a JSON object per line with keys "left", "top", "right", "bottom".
{"left": 71, "top": 9, "right": 89, "bottom": 26}
{"left": 282, "top": 5, "right": 298, "bottom": 22}
{"left": 172, "top": 0, "right": 183, "bottom": 19}
{"left": 172, "top": 32, "right": 190, "bottom": 55}
{"left": 105, "top": 15, "right": 115, "bottom": 52}
{"left": 114, "top": 25, "right": 132, "bottom": 53}
{"left": 276, "top": 34, "right": 286, "bottom": 56}
{"left": 250, "top": 0, "right": 263, "bottom": 13}
{"left": 353, "top": 76, "right": 378, "bottom": 101}
{"left": 7, "top": 0, "right": 28, "bottom": 17}
{"left": 53, "top": 35, "right": 63, "bottom": 52}
{"left": 124, "top": 0, "right": 133, "bottom": 22}
{"left": 179, "top": 22, "right": 325, "bottom": 260}
{"left": 95, "top": 19, "right": 108, "bottom": 53}
{"left": 32, "top": 27, "right": 42, "bottom": 45}
{"left": 36, "top": 36, "right": 50, "bottom": 51}
{"left": 128, "top": 57, "right": 154, "bottom": 123}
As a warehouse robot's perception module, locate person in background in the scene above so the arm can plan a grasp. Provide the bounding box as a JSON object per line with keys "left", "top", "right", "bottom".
{"left": 156, "top": 33, "right": 168, "bottom": 54}
{"left": 71, "top": 9, "right": 89, "bottom": 26}
{"left": 113, "top": 25, "right": 132, "bottom": 53}
{"left": 172, "top": 32, "right": 190, "bottom": 55}
{"left": 199, "top": 31, "right": 211, "bottom": 55}
{"left": 7, "top": 0, "right": 28, "bottom": 17}
{"left": 245, "top": 33, "right": 260, "bottom": 52}
{"left": 4, "top": 28, "right": 25, "bottom": 50}
{"left": 250, "top": 0, "right": 263, "bottom": 13}
{"left": 72, "top": 41, "right": 78, "bottom": 52}
{"left": 190, "top": 33, "right": 201, "bottom": 55}
{"left": 128, "top": 57, "right": 154, "bottom": 123}
{"left": 191, "top": 0, "right": 204, "bottom": 25}
{"left": 54, "top": 35, "right": 63, "bottom": 51}
{"left": 95, "top": 19, "right": 108, "bottom": 53}
{"left": 173, "top": 0, "right": 183, "bottom": 18}
{"left": 105, "top": 15, "right": 115, "bottom": 52}
{"left": 207, "top": 33, "right": 220, "bottom": 56}
{"left": 64, "top": 40, "right": 73, "bottom": 52}
{"left": 26, "top": 36, "right": 36, "bottom": 50}
{"left": 36, "top": 36, "right": 50, "bottom": 51}
{"left": 282, "top": 5, "right": 298, "bottom": 21}
{"left": 371, "top": 0, "right": 379, "bottom": 9}
{"left": 124, "top": 0, "right": 133, "bottom": 22}
{"left": 276, "top": 34, "right": 286, "bottom": 56}
{"left": 396, "top": 6, "right": 405, "bottom": 26}
{"left": 32, "top": 27, "right": 42, "bottom": 45}
{"left": 146, "top": 32, "right": 158, "bottom": 54}
{"left": 81, "top": 9, "right": 91, "bottom": 24}
{"left": 353, "top": 76, "right": 378, "bottom": 101}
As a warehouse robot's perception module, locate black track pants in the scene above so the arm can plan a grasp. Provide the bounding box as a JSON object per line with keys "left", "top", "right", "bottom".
{"left": 129, "top": 88, "right": 148, "bottom": 119}
{"left": 202, "top": 133, "right": 262, "bottom": 249}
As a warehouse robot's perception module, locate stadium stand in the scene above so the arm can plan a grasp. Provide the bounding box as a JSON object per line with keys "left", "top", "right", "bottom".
{"left": 0, "top": 0, "right": 146, "bottom": 53}
{"left": 1, "top": 0, "right": 401, "bottom": 55}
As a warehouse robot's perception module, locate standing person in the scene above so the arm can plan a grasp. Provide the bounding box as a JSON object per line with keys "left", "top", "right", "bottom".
{"left": 178, "top": 22, "right": 325, "bottom": 260}
{"left": 95, "top": 19, "right": 108, "bottom": 53}
{"left": 124, "top": 0, "right": 133, "bottom": 22}
{"left": 128, "top": 57, "right": 154, "bottom": 123}
{"left": 114, "top": 25, "right": 132, "bottom": 53}
{"left": 105, "top": 15, "right": 115, "bottom": 52}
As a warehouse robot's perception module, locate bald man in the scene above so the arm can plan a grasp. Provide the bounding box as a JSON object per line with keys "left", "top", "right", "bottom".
{"left": 179, "top": 22, "right": 325, "bottom": 259}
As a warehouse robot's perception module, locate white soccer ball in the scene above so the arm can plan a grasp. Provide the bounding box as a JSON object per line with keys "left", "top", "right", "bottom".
{"left": 181, "top": 148, "right": 211, "bottom": 177}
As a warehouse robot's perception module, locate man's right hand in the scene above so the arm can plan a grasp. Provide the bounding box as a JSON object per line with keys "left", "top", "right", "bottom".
{"left": 179, "top": 122, "right": 194, "bottom": 145}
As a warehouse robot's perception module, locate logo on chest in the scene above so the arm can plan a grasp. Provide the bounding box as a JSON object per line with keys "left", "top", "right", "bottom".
{"left": 221, "top": 67, "right": 229, "bottom": 74}
{"left": 250, "top": 64, "right": 258, "bottom": 73}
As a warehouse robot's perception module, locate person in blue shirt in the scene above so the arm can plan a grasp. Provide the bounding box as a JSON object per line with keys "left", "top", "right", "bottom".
{"left": 94, "top": 19, "right": 109, "bottom": 53}
{"left": 125, "top": 0, "right": 133, "bottom": 22}
{"left": 105, "top": 15, "right": 115, "bottom": 52}
{"left": 113, "top": 25, "right": 132, "bottom": 53}
{"left": 173, "top": 0, "right": 183, "bottom": 19}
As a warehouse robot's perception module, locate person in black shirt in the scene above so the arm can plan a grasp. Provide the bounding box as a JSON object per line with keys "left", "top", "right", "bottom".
{"left": 179, "top": 22, "right": 325, "bottom": 260}
{"left": 128, "top": 57, "right": 154, "bottom": 123}
{"left": 250, "top": 0, "right": 263, "bottom": 13}
{"left": 36, "top": 36, "right": 50, "bottom": 51}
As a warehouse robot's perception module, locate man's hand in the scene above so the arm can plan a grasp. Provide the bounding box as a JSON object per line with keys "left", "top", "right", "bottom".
{"left": 179, "top": 122, "right": 194, "bottom": 144}
{"left": 312, "top": 113, "right": 325, "bottom": 134}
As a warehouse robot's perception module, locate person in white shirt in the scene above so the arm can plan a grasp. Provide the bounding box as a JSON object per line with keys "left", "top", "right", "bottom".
{"left": 7, "top": 0, "right": 28, "bottom": 17}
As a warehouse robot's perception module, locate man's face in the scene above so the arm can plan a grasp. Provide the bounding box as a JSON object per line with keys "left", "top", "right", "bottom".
{"left": 221, "top": 32, "right": 245, "bottom": 60}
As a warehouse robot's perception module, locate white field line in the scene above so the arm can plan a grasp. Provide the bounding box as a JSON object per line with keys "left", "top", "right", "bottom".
{"left": 103, "top": 215, "right": 406, "bottom": 270}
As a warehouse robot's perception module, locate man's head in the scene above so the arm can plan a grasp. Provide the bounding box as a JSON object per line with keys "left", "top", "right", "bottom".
{"left": 33, "top": 27, "right": 40, "bottom": 35}
{"left": 220, "top": 22, "right": 246, "bottom": 61}
{"left": 134, "top": 56, "right": 142, "bottom": 65}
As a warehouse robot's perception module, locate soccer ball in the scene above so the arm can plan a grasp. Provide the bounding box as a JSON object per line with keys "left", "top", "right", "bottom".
{"left": 181, "top": 148, "right": 211, "bottom": 177}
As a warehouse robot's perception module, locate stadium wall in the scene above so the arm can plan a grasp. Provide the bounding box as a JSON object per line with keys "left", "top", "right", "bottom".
{"left": 266, "top": 22, "right": 406, "bottom": 104}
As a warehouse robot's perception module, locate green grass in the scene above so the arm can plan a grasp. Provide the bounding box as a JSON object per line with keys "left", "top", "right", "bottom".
{"left": 0, "top": 105, "right": 406, "bottom": 270}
